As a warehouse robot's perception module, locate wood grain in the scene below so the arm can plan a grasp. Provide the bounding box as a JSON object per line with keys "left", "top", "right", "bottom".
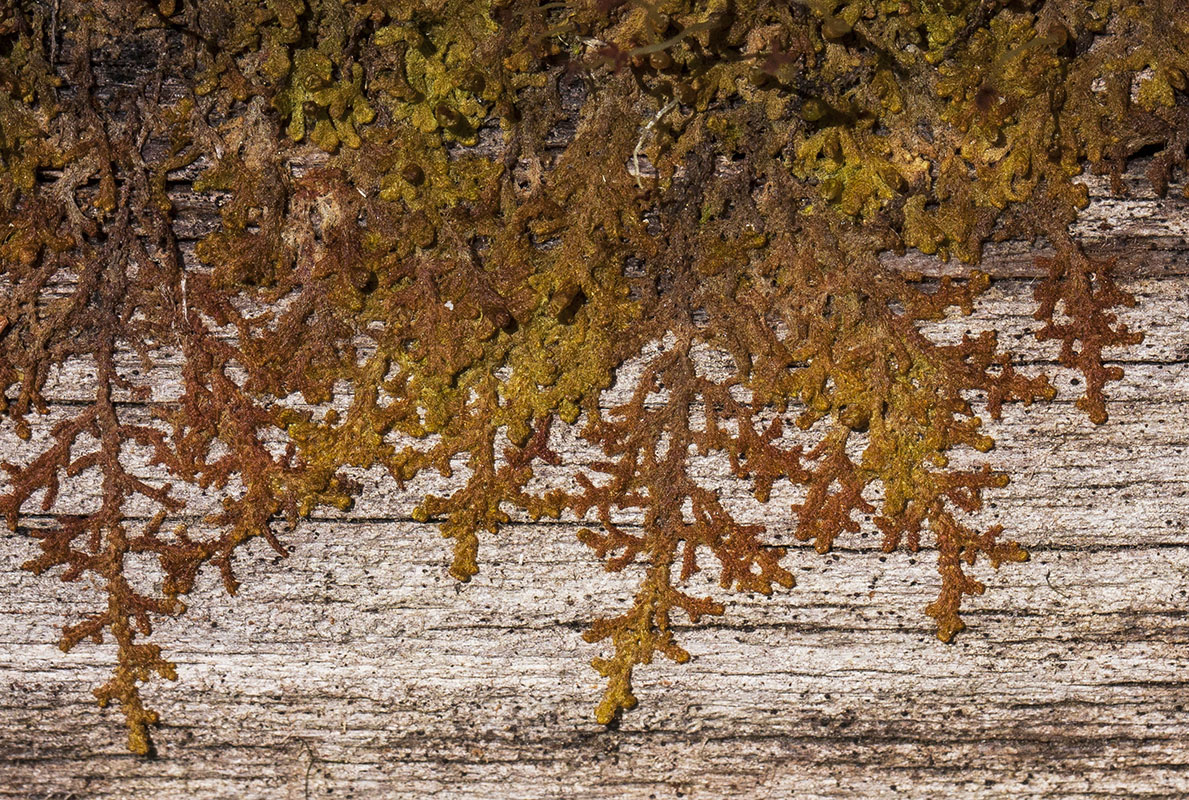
{"left": 3, "top": 147, "right": 1189, "bottom": 800}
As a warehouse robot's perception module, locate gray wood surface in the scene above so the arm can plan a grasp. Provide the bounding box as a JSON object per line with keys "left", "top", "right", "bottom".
{"left": 3, "top": 161, "right": 1189, "bottom": 799}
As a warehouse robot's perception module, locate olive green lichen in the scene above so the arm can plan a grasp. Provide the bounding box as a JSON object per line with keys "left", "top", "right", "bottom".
{"left": 0, "top": 0, "right": 1184, "bottom": 752}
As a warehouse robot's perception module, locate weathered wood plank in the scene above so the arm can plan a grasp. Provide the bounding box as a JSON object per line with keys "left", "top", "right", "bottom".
{"left": 2, "top": 277, "right": 1189, "bottom": 797}
{"left": 3, "top": 137, "right": 1189, "bottom": 799}
{"left": 3, "top": 520, "right": 1189, "bottom": 799}
{"left": 14, "top": 271, "right": 1189, "bottom": 409}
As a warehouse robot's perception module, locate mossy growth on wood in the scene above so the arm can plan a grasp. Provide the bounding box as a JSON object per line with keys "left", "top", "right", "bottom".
{"left": 0, "top": 0, "right": 1184, "bottom": 753}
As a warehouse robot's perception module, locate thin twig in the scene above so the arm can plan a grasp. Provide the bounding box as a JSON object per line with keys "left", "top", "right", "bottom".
{"left": 281, "top": 735, "right": 319, "bottom": 800}
{"left": 50, "top": 0, "right": 59, "bottom": 64}
{"left": 1045, "top": 569, "right": 1073, "bottom": 599}
{"left": 632, "top": 98, "right": 679, "bottom": 189}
